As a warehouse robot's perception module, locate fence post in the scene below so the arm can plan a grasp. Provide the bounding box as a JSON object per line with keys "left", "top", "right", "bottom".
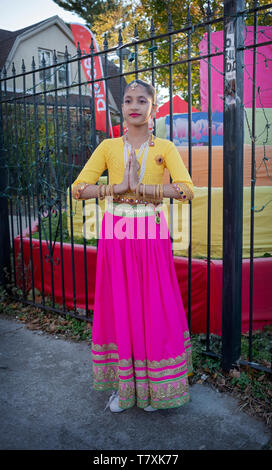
{"left": 0, "top": 74, "right": 11, "bottom": 289}
{"left": 222, "top": 0, "right": 245, "bottom": 370}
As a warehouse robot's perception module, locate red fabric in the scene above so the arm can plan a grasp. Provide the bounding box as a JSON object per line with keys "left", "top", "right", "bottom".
{"left": 112, "top": 125, "right": 121, "bottom": 137}
{"left": 14, "top": 237, "right": 272, "bottom": 334}
{"left": 156, "top": 95, "right": 198, "bottom": 119}
{"left": 70, "top": 24, "right": 113, "bottom": 137}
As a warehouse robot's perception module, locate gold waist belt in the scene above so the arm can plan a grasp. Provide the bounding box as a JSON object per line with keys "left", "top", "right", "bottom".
{"left": 112, "top": 195, "right": 162, "bottom": 207}
{"left": 107, "top": 201, "right": 161, "bottom": 218}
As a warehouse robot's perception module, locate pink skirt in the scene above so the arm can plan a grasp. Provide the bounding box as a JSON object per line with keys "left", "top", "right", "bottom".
{"left": 91, "top": 205, "right": 193, "bottom": 409}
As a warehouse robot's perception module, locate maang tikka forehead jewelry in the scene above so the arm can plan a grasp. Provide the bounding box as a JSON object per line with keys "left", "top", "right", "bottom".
{"left": 130, "top": 81, "right": 139, "bottom": 90}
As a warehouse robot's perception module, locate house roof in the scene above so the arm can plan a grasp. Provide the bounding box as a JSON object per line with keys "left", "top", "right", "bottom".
{"left": 0, "top": 16, "right": 126, "bottom": 113}
{"left": 0, "top": 17, "right": 57, "bottom": 70}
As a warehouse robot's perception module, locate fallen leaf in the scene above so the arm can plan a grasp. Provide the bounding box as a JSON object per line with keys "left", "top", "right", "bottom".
{"left": 258, "top": 375, "right": 265, "bottom": 382}
{"left": 217, "top": 376, "right": 225, "bottom": 385}
{"left": 229, "top": 369, "right": 240, "bottom": 378}
{"left": 26, "top": 322, "right": 40, "bottom": 330}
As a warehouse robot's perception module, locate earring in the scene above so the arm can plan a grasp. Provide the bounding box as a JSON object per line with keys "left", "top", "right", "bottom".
{"left": 148, "top": 116, "right": 154, "bottom": 132}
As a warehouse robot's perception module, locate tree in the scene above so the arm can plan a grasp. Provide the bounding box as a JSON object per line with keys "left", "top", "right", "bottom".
{"left": 53, "top": 0, "right": 118, "bottom": 25}
{"left": 54, "top": 0, "right": 272, "bottom": 107}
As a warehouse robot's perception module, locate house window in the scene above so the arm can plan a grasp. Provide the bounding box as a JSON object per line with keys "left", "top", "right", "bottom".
{"left": 38, "top": 49, "right": 53, "bottom": 83}
{"left": 57, "top": 52, "right": 71, "bottom": 86}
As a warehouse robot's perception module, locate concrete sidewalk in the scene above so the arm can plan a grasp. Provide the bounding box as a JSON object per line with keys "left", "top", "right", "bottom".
{"left": 0, "top": 316, "right": 271, "bottom": 450}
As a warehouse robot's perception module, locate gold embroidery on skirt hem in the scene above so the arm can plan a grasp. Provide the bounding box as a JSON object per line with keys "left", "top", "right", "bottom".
{"left": 92, "top": 333, "right": 192, "bottom": 408}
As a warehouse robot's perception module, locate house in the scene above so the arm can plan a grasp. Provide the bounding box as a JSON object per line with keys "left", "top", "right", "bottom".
{"left": 0, "top": 15, "right": 126, "bottom": 120}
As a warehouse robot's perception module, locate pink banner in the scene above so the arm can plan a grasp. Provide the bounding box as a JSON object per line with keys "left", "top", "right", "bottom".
{"left": 70, "top": 23, "right": 113, "bottom": 137}
{"left": 199, "top": 26, "right": 272, "bottom": 112}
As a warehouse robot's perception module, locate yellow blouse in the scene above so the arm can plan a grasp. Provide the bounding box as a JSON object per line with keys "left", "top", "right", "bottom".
{"left": 72, "top": 136, "right": 194, "bottom": 203}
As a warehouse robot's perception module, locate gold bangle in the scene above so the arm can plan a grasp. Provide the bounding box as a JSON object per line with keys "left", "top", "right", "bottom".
{"left": 106, "top": 184, "right": 111, "bottom": 197}
{"left": 135, "top": 183, "right": 141, "bottom": 200}
{"left": 155, "top": 184, "right": 158, "bottom": 200}
{"left": 99, "top": 184, "right": 104, "bottom": 200}
{"left": 160, "top": 184, "right": 163, "bottom": 200}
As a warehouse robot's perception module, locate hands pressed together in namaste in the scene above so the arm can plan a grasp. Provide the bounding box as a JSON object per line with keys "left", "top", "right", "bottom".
{"left": 120, "top": 148, "right": 141, "bottom": 193}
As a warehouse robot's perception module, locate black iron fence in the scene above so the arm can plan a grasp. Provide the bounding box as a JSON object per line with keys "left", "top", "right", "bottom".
{"left": 0, "top": 0, "right": 271, "bottom": 374}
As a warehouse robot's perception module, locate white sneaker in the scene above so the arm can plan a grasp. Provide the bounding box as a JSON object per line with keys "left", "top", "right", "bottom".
{"left": 104, "top": 390, "right": 124, "bottom": 413}
{"left": 144, "top": 405, "right": 158, "bottom": 412}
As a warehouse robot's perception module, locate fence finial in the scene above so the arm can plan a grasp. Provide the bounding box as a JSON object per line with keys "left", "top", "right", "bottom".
{"left": 134, "top": 23, "right": 139, "bottom": 39}
{"left": 64, "top": 45, "right": 69, "bottom": 61}
{"left": 150, "top": 18, "right": 155, "bottom": 36}
{"left": 118, "top": 28, "right": 123, "bottom": 47}
{"left": 31, "top": 56, "right": 35, "bottom": 70}
{"left": 12, "top": 62, "right": 16, "bottom": 75}
{"left": 206, "top": 0, "right": 212, "bottom": 18}
{"left": 187, "top": 5, "right": 191, "bottom": 25}
{"left": 21, "top": 58, "right": 25, "bottom": 73}
{"left": 103, "top": 33, "right": 108, "bottom": 50}
{"left": 53, "top": 50, "right": 57, "bottom": 64}
{"left": 168, "top": 12, "right": 173, "bottom": 32}
{"left": 90, "top": 37, "right": 94, "bottom": 54}
{"left": 77, "top": 41, "right": 81, "bottom": 56}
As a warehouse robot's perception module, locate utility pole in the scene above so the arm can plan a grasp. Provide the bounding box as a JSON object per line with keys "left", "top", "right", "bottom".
{"left": 222, "top": 0, "right": 245, "bottom": 370}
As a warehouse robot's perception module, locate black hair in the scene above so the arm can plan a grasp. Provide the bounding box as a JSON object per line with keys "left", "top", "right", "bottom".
{"left": 123, "top": 79, "right": 157, "bottom": 105}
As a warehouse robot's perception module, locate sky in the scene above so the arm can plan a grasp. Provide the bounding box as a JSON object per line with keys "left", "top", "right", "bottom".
{"left": 0, "top": 0, "right": 168, "bottom": 100}
{"left": 0, "top": 0, "right": 85, "bottom": 31}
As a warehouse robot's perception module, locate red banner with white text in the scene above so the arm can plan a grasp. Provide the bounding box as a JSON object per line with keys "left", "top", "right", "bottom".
{"left": 70, "top": 23, "right": 113, "bottom": 137}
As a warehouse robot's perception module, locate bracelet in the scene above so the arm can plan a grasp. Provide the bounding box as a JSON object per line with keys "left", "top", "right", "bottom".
{"left": 73, "top": 183, "right": 89, "bottom": 200}
{"left": 156, "top": 184, "right": 160, "bottom": 200}
{"left": 135, "top": 183, "right": 141, "bottom": 200}
{"left": 160, "top": 184, "right": 163, "bottom": 200}
{"left": 99, "top": 184, "right": 105, "bottom": 200}
{"left": 105, "top": 184, "right": 111, "bottom": 197}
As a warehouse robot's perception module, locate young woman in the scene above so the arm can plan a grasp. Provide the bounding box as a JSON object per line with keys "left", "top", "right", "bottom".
{"left": 72, "top": 79, "right": 194, "bottom": 412}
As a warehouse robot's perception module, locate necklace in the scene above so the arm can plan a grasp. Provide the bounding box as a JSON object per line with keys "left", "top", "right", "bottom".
{"left": 123, "top": 132, "right": 155, "bottom": 184}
